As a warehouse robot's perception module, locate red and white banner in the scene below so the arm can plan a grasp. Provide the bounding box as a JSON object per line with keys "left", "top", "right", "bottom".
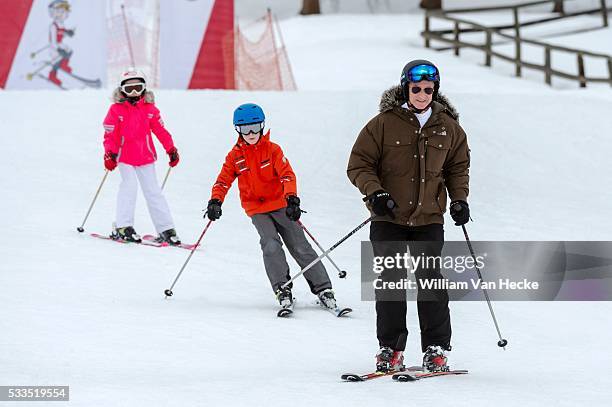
{"left": 1, "top": 0, "right": 235, "bottom": 90}
{"left": 160, "top": 0, "right": 233, "bottom": 89}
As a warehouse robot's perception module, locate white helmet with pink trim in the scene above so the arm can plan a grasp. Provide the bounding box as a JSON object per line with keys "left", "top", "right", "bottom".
{"left": 118, "top": 68, "right": 146, "bottom": 87}
{"left": 118, "top": 68, "right": 147, "bottom": 97}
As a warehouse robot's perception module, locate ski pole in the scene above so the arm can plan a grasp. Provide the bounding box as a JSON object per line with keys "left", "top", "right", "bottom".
{"left": 77, "top": 170, "right": 110, "bottom": 233}
{"left": 30, "top": 44, "right": 50, "bottom": 59}
{"left": 282, "top": 215, "right": 375, "bottom": 289}
{"left": 164, "top": 219, "right": 213, "bottom": 298}
{"left": 26, "top": 63, "right": 51, "bottom": 81}
{"left": 161, "top": 167, "right": 172, "bottom": 190}
{"left": 298, "top": 220, "right": 348, "bottom": 279}
{"left": 453, "top": 204, "right": 508, "bottom": 349}
{"left": 26, "top": 57, "right": 61, "bottom": 80}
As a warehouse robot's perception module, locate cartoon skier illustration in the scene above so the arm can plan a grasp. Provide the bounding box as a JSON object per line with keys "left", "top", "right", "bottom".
{"left": 47, "top": 0, "right": 75, "bottom": 86}
{"left": 27, "top": 0, "right": 101, "bottom": 89}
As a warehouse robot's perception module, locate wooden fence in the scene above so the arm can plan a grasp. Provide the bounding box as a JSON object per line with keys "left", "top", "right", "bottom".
{"left": 423, "top": 0, "right": 612, "bottom": 87}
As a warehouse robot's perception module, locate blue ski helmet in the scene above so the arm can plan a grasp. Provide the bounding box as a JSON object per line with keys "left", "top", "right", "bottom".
{"left": 233, "top": 103, "right": 265, "bottom": 126}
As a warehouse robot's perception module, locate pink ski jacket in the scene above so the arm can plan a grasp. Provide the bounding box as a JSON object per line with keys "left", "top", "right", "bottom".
{"left": 103, "top": 90, "right": 175, "bottom": 166}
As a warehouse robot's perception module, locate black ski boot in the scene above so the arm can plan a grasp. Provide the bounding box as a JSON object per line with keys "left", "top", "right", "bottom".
{"left": 112, "top": 226, "right": 142, "bottom": 243}
{"left": 317, "top": 289, "right": 337, "bottom": 310}
{"left": 157, "top": 228, "right": 181, "bottom": 246}
{"left": 275, "top": 286, "right": 293, "bottom": 309}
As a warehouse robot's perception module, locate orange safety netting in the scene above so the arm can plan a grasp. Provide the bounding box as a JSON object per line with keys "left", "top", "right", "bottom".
{"left": 228, "top": 11, "right": 296, "bottom": 91}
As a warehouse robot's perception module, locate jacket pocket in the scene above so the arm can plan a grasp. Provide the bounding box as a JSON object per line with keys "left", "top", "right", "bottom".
{"left": 258, "top": 158, "right": 274, "bottom": 182}
{"left": 234, "top": 156, "right": 249, "bottom": 174}
{"left": 381, "top": 138, "right": 415, "bottom": 177}
{"left": 436, "top": 181, "right": 448, "bottom": 214}
{"left": 425, "top": 135, "right": 450, "bottom": 174}
{"left": 421, "top": 177, "right": 446, "bottom": 216}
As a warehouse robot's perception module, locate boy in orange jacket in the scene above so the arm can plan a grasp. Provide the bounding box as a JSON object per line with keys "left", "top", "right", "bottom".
{"left": 207, "top": 103, "right": 336, "bottom": 312}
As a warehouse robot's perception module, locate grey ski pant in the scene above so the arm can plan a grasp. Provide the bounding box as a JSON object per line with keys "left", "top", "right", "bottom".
{"left": 251, "top": 209, "right": 332, "bottom": 294}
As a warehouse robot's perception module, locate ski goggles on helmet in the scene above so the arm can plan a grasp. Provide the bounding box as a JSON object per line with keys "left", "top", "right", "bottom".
{"left": 236, "top": 122, "right": 264, "bottom": 135}
{"left": 406, "top": 64, "right": 439, "bottom": 82}
{"left": 121, "top": 82, "right": 145, "bottom": 96}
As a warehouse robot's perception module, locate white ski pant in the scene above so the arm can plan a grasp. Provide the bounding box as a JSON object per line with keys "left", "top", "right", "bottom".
{"left": 115, "top": 163, "right": 174, "bottom": 233}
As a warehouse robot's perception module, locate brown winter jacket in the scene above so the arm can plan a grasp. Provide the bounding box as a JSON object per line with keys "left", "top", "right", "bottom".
{"left": 347, "top": 85, "right": 470, "bottom": 227}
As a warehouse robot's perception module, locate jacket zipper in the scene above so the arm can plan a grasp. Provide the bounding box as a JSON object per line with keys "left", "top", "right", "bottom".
{"left": 145, "top": 133, "right": 155, "bottom": 158}
{"left": 143, "top": 108, "right": 156, "bottom": 159}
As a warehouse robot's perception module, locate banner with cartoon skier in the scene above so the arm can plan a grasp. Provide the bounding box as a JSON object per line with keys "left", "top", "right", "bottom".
{"left": 5, "top": 0, "right": 105, "bottom": 90}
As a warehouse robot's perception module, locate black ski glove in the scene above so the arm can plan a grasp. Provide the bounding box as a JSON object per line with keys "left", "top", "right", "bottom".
{"left": 285, "top": 195, "right": 301, "bottom": 221}
{"left": 206, "top": 199, "right": 222, "bottom": 221}
{"left": 450, "top": 200, "right": 470, "bottom": 226}
{"left": 366, "top": 190, "right": 397, "bottom": 218}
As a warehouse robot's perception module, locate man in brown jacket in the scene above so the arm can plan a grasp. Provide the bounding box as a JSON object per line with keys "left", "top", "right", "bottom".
{"left": 347, "top": 60, "right": 470, "bottom": 373}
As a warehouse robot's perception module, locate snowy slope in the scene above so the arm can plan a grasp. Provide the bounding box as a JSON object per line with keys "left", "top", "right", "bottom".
{"left": 2, "top": 12, "right": 612, "bottom": 407}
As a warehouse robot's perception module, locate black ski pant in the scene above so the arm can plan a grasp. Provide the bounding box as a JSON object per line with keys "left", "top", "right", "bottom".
{"left": 370, "top": 221, "right": 451, "bottom": 353}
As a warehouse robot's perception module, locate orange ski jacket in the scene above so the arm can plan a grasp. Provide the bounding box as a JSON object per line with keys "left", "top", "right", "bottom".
{"left": 211, "top": 131, "right": 297, "bottom": 216}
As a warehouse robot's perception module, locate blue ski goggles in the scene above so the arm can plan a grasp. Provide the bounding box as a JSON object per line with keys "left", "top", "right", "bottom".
{"left": 405, "top": 64, "right": 439, "bottom": 82}
{"left": 236, "top": 122, "right": 264, "bottom": 135}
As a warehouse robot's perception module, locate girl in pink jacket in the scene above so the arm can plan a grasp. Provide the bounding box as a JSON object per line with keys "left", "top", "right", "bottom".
{"left": 102, "top": 69, "right": 181, "bottom": 245}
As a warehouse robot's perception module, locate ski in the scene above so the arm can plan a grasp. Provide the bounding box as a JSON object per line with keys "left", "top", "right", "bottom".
{"left": 341, "top": 365, "right": 467, "bottom": 382}
{"left": 64, "top": 71, "right": 102, "bottom": 88}
{"left": 89, "top": 233, "right": 163, "bottom": 248}
{"left": 142, "top": 234, "right": 198, "bottom": 251}
{"left": 318, "top": 301, "right": 352, "bottom": 317}
{"left": 341, "top": 369, "right": 401, "bottom": 382}
{"left": 26, "top": 59, "right": 100, "bottom": 88}
{"left": 392, "top": 369, "right": 468, "bottom": 382}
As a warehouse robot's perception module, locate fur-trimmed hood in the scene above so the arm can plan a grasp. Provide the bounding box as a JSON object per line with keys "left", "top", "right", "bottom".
{"left": 112, "top": 88, "right": 155, "bottom": 104}
{"left": 379, "top": 85, "right": 459, "bottom": 121}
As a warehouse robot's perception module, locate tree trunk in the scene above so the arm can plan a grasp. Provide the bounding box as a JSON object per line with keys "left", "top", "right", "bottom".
{"left": 553, "top": 0, "right": 564, "bottom": 13}
{"left": 300, "top": 0, "right": 321, "bottom": 15}
{"left": 420, "top": 0, "right": 442, "bottom": 10}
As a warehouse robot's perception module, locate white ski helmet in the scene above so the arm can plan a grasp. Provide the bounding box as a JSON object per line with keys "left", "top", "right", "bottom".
{"left": 118, "top": 68, "right": 146, "bottom": 88}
